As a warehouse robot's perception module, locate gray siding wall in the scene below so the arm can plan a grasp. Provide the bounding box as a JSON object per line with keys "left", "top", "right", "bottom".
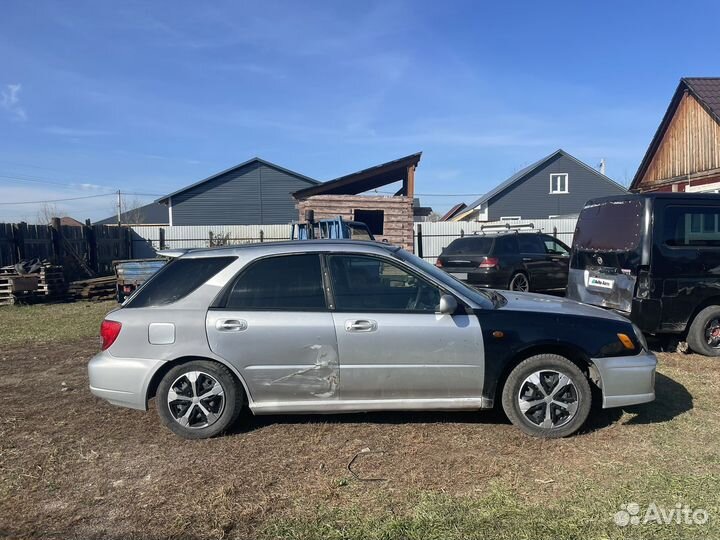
{"left": 486, "top": 154, "right": 627, "bottom": 220}
{"left": 170, "top": 162, "right": 314, "bottom": 225}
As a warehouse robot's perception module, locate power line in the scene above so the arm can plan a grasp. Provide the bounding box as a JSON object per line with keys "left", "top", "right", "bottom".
{"left": 0, "top": 193, "right": 114, "bottom": 205}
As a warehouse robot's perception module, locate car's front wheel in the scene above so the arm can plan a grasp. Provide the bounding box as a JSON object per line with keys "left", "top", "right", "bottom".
{"left": 687, "top": 305, "right": 720, "bottom": 357}
{"left": 157, "top": 360, "right": 243, "bottom": 439}
{"left": 501, "top": 354, "right": 592, "bottom": 438}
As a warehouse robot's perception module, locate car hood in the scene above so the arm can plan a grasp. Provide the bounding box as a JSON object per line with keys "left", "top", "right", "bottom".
{"left": 496, "top": 290, "right": 629, "bottom": 322}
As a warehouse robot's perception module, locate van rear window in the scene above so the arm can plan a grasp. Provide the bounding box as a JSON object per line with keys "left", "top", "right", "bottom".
{"left": 664, "top": 206, "right": 720, "bottom": 247}
{"left": 574, "top": 200, "right": 643, "bottom": 252}
{"left": 126, "top": 256, "right": 236, "bottom": 307}
{"left": 443, "top": 237, "right": 493, "bottom": 255}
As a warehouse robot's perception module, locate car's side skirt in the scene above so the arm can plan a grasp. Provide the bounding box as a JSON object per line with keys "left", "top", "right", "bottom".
{"left": 250, "top": 396, "right": 493, "bottom": 415}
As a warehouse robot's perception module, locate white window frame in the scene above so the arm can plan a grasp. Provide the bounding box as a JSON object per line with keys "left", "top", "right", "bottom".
{"left": 550, "top": 173, "right": 569, "bottom": 194}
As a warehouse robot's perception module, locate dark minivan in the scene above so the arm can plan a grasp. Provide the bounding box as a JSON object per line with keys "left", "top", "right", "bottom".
{"left": 567, "top": 193, "right": 720, "bottom": 356}
{"left": 436, "top": 232, "right": 570, "bottom": 292}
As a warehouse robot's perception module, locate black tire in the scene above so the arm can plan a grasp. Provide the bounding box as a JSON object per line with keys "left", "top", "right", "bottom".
{"left": 501, "top": 354, "right": 592, "bottom": 438}
{"left": 509, "top": 272, "right": 530, "bottom": 292}
{"left": 156, "top": 360, "right": 243, "bottom": 439}
{"left": 687, "top": 305, "right": 720, "bottom": 357}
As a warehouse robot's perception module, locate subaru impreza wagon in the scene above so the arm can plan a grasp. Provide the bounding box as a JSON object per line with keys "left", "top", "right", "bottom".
{"left": 88, "top": 240, "right": 656, "bottom": 439}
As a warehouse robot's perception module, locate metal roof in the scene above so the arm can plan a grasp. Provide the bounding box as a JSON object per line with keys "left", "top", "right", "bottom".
{"left": 631, "top": 78, "right": 720, "bottom": 190}
{"left": 155, "top": 157, "right": 320, "bottom": 204}
{"left": 293, "top": 152, "right": 422, "bottom": 199}
{"left": 95, "top": 202, "right": 169, "bottom": 225}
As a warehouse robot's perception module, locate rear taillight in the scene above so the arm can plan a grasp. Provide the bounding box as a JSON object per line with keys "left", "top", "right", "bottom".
{"left": 478, "top": 257, "right": 499, "bottom": 269}
{"left": 435, "top": 258, "right": 443, "bottom": 268}
{"left": 100, "top": 320, "right": 122, "bottom": 350}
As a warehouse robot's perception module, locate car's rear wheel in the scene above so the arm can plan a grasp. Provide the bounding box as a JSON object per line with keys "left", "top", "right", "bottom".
{"left": 157, "top": 360, "right": 243, "bottom": 439}
{"left": 509, "top": 272, "right": 530, "bottom": 292}
{"left": 687, "top": 305, "right": 720, "bottom": 357}
{"left": 501, "top": 354, "right": 592, "bottom": 438}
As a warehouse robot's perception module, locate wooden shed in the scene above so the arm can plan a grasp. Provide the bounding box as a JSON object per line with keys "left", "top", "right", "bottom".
{"left": 632, "top": 78, "right": 720, "bottom": 193}
{"left": 293, "top": 153, "right": 421, "bottom": 251}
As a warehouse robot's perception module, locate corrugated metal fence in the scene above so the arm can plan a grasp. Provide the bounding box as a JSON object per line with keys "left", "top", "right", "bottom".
{"left": 130, "top": 224, "right": 292, "bottom": 257}
{"left": 130, "top": 218, "right": 578, "bottom": 261}
{"left": 413, "top": 218, "right": 578, "bottom": 261}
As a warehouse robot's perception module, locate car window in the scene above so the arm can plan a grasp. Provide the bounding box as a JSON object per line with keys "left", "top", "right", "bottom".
{"left": 494, "top": 235, "right": 518, "bottom": 254}
{"left": 226, "top": 254, "right": 326, "bottom": 310}
{"left": 127, "top": 256, "right": 236, "bottom": 308}
{"left": 542, "top": 235, "right": 569, "bottom": 255}
{"left": 443, "top": 237, "right": 493, "bottom": 255}
{"left": 517, "top": 235, "right": 546, "bottom": 254}
{"left": 663, "top": 205, "right": 720, "bottom": 247}
{"left": 328, "top": 255, "right": 441, "bottom": 312}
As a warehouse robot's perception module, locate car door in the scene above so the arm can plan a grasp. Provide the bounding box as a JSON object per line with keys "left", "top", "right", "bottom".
{"left": 206, "top": 253, "right": 339, "bottom": 404}
{"left": 541, "top": 234, "right": 571, "bottom": 289}
{"left": 326, "top": 253, "right": 484, "bottom": 401}
{"left": 516, "top": 234, "right": 553, "bottom": 290}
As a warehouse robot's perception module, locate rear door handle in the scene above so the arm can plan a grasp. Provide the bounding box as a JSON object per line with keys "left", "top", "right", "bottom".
{"left": 215, "top": 319, "right": 248, "bottom": 332}
{"left": 522, "top": 257, "right": 533, "bottom": 262}
{"left": 345, "top": 319, "right": 378, "bottom": 332}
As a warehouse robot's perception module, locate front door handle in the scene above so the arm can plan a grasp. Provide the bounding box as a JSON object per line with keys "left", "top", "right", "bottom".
{"left": 345, "top": 319, "right": 378, "bottom": 332}
{"left": 215, "top": 319, "right": 248, "bottom": 332}
{"left": 522, "top": 257, "right": 533, "bottom": 262}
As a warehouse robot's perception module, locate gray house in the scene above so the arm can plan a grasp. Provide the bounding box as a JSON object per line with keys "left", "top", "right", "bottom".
{"left": 155, "top": 158, "right": 319, "bottom": 226}
{"left": 452, "top": 149, "right": 627, "bottom": 221}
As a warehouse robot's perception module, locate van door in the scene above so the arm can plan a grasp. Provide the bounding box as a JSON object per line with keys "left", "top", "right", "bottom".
{"left": 653, "top": 201, "right": 720, "bottom": 330}
{"left": 567, "top": 198, "right": 646, "bottom": 312}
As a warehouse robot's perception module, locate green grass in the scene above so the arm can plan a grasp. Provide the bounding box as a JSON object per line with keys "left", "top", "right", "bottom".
{"left": 264, "top": 473, "right": 720, "bottom": 540}
{"left": 0, "top": 301, "right": 115, "bottom": 347}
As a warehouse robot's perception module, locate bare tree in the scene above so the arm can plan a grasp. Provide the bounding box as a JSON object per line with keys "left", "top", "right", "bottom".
{"left": 110, "top": 193, "right": 145, "bottom": 225}
{"left": 36, "top": 202, "right": 61, "bottom": 225}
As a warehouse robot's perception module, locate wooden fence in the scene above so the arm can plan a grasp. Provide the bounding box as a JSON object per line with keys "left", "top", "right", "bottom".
{"left": 0, "top": 220, "right": 132, "bottom": 280}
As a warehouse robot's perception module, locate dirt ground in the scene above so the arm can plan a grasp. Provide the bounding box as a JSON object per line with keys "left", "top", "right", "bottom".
{"left": 1, "top": 303, "right": 719, "bottom": 539}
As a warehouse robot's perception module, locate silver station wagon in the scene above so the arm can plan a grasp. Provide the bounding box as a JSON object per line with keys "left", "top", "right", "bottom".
{"left": 88, "top": 241, "right": 656, "bottom": 439}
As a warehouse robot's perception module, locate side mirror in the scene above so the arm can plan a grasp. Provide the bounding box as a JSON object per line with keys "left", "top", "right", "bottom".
{"left": 438, "top": 294, "right": 458, "bottom": 315}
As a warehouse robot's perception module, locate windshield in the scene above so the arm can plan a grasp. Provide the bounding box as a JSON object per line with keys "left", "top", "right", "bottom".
{"left": 574, "top": 199, "right": 643, "bottom": 252}
{"left": 394, "top": 249, "right": 497, "bottom": 307}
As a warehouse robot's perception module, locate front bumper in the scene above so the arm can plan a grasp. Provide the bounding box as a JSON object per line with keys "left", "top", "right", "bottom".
{"left": 592, "top": 350, "right": 657, "bottom": 408}
{"left": 88, "top": 350, "right": 164, "bottom": 410}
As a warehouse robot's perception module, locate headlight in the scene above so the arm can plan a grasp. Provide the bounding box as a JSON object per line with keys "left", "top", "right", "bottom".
{"left": 632, "top": 324, "right": 648, "bottom": 351}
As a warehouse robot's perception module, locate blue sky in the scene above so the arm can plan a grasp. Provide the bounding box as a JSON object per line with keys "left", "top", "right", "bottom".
{"left": 1, "top": 0, "right": 719, "bottom": 222}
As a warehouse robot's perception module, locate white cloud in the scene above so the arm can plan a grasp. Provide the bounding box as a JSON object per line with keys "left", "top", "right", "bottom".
{"left": 41, "top": 126, "right": 111, "bottom": 137}
{"left": 1, "top": 83, "right": 27, "bottom": 121}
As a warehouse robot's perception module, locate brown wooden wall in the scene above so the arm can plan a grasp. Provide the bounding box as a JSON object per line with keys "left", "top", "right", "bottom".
{"left": 297, "top": 195, "right": 414, "bottom": 251}
{"left": 640, "top": 91, "right": 720, "bottom": 189}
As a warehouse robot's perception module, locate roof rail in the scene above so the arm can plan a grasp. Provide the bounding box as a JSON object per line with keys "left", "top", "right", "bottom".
{"left": 473, "top": 222, "right": 538, "bottom": 235}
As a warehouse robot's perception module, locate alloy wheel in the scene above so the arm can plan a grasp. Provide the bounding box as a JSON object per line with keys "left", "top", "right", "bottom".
{"left": 510, "top": 274, "right": 529, "bottom": 292}
{"left": 167, "top": 371, "right": 226, "bottom": 429}
{"left": 517, "top": 370, "right": 579, "bottom": 429}
{"left": 705, "top": 318, "right": 720, "bottom": 348}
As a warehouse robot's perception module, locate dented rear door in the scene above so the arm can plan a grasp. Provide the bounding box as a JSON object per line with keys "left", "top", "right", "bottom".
{"left": 206, "top": 253, "right": 339, "bottom": 404}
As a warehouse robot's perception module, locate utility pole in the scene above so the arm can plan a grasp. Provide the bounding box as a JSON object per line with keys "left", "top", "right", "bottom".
{"left": 117, "top": 189, "right": 122, "bottom": 226}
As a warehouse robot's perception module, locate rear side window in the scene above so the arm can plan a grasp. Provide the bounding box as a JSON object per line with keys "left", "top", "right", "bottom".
{"left": 517, "top": 235, "right": 546, "bottom": 254}
{"left": 494, "top": 235, "right": 518, "bottom": 254}
{"left": 225, "top": 254, "right": 326, "bottom": 310}
{"left": 663, "top": 205, "right": 720, "bottom": 247}
{"left": 443, "top": 237, "right": 494, "bottom": 255}
{"left": 127, "top": 257, "right": 235, "bottom": 307}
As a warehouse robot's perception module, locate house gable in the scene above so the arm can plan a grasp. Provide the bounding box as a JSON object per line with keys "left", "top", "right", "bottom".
{"left": 635, "top": 90, "right": 720, "bottom": 191}
{"left": 158, "top": 158, "right": 318, "bottom": 226}
{"left": 484, "top": 153, "right": 626, "bottom": 220}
